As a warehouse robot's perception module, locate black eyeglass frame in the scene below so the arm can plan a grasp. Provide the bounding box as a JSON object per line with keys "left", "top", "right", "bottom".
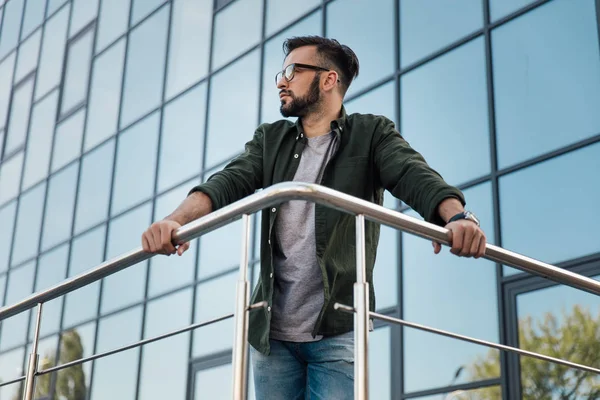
{"left": 275, "top": 63, "right": 339, "bottom": 85}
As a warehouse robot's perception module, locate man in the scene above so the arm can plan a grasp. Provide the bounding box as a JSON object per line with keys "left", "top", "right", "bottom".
{"left": 142, "top": 36, "right": 486, "bottom": 399}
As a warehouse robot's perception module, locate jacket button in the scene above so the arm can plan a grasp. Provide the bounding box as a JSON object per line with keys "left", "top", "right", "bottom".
{"left": 294, "top": 154, "right": 299, "bottom": 159}
{"left": 268, "top": 239, "right": 271, "bottom": 245}
{"left": 267, "top": 306, "right": 271, "bottom": 312}
{"left": 271, "top": 208, "right": 276, "bottom": 212}
{"left": 269, "top": 272, "right": 273, "bottom": 278}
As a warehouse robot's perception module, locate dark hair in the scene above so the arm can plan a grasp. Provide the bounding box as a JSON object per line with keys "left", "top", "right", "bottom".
{"left": 283, "top": 36, "right": 359, "bottom": 96}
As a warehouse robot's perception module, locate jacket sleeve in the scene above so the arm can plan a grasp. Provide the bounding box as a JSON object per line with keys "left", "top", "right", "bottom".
{"left": 373, "top": 117, "right": 465, "bottom": 226}
{"left": 188, "top": 126, "right": 264, "bottom": 210}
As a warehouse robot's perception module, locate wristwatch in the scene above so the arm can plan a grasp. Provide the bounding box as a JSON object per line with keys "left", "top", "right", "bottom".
{"left": 447, "top": 211, "right": 480, "bottom": 226}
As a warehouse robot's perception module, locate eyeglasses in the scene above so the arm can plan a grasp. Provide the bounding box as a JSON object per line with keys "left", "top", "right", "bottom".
{"left": 275, "top": 63, "right": 337, "bottom": 85}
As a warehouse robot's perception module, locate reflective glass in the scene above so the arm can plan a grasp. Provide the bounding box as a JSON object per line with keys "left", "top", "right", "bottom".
{"left": 403, "top": 183, "right": 498, "bottom": 392}
{"left": 5, "top": 78, "right": 34, "bottom": 155}
{"left": 63, "top": 225, "right": 105, "bottom": 328}
{"left": 149, "top": 184, "right": 197, "bottom": 296}
{"left": 260, "top": 11, "right": 321, "bottom": 125}
{"left": 401, "top": 38, "right": 490, "bottom": 186}
{"left": 166, "top": 0, "right": 212, "bottom": 99}
{"left": 345, "top": 80, "right": 397, "bottom": 125}
{"left": 0, "top": 52, "right": 16, "bottom": 130}
{"left": 0, "top": 201, "right": 17, "bottom": 272}
{"left": 131, "top": 0, "right": 164, "bottom": 26}
{"left": 91, "top": 307, "right": 142, "bottom": 400}
{"left": 0, "top": 0, "right": 24, "bottom": 59}
{"left": 74, "top": 139, "right": 114, "bottom": 233}
{"left": 327, "top": 0, "right": 394, "bottom": 98}
{"left": 514, "top": 277, "right": 600, "bottom": 398}
{"left": 206, "top": 49, "right": 260, "bottom": 167}
{"left": 416, "top": 387, "right": 502, "bottom": 399}
{"left": 159, "top": 84, "right": 206, "bottom": 192}
{"left": 61, "top": 29, "right": 94, "bottom": 114}
{"left": 32, "top": 334, "right": 60, "bottom": 398}
{"left": 36, "top": 4, "right": 69, "bottom": 99}
{"left": 111, "top": 111, "right": 159, "bottom": 216}
{"left": 400, "top": 0, "right": 483, "bottom": 67}
{"left": 102, "top": 203, "right": 151, "bottom": 313}
{"left": 15, "top": 28, "right": 42, "bottom": 82}
{"left": 195, "top": 364, "right": 231, "bottom": 398}
{"left": 0, "top": 152, "right": 24, "bottom": 205}
{"left": 84, "top": 38, "right": 125, "bottom": 151}
{"left": 120, "top": 5, "right": 169, "bottom": 129}
{"left": 46, "top": 0, "right": 67, "bottom": 16}
{"left": 0, "top": 347, "right": 25, "bottom": 385}
{"left": 139, "top": 289, "right": 192, "bottom": 400}
{"left": 21, "top": 0, "right": 46, "bottom": 39}
{"left": 69, "top": 0, "right": 99, "bottom": 36}
{"left": 0, "top": 275, "right": 4, "bottom": 306}
{"left": 41, "top": 162, "right": 79, "bottom": 251}
{"left": 369, "top": 327, "right": 391, "bottom": 399}
{"left": 265, "top": 0, "right": 320, "bottom": 37}
{"left": 372, "top": 225, "right": 397, "bottom": 310}
{"left": 56, "top": 322, "right": 95, "bottom": 394}
{"left": 0, "top": 261, "right": 34, "bottom": 350}
{"left": 212, "top": 0, "right": 262, "bottom": 70}
{"left": 199, "top": 218, "right": 244, "bottom": 278}
{"left": 11, "top": 182, "right": 45, "bottom": 266}
{"left": 193, "top": 272, "right": 236, "bottom": 357}
{"left": 22, "top": 91, "right": 58, "bottom": 190}
{"left": 51, "top": 108, "right": 85, "bottom": 172}
{"left": 490, "top": 0, "right": 537, "bottom": 21}
{"left": 492, "top": 0, "right": 600, "bottom": 169}
{"left": 500, "top": 143, "right": 600, "bottom": 275}
{"left": 96, "top": 0, "right": 130, "bottom": 52}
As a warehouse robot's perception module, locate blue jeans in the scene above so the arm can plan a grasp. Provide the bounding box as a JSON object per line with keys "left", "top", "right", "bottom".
{"left": 250, "top": 331, "right": 354, "bottom": 400}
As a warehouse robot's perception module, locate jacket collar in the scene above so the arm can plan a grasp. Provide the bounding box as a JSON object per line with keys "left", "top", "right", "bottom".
{"left": 295, "top": 105, "right": 348, "bottom": 140}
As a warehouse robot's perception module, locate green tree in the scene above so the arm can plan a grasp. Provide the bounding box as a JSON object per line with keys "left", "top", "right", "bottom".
{"left": 467, "top": 305, "right": 600, "bottom": 399}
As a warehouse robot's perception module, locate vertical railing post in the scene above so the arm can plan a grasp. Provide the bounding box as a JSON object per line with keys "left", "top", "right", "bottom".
{"left": 23, "top": 303, "right": 43, "bottom": 400}
{"left": 354, "top": 214, "right": 369, "bottom": 400}
{"left": 232, "top": 214, "right": 251, "bottom": 400}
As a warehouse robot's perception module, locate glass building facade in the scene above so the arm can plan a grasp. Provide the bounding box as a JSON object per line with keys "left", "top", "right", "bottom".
{"left": 0, "top": 0, "right": 599, "bottom": 398}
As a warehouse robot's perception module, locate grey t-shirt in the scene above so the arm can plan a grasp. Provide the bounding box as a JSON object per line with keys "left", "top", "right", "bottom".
{"left": 270, "top": 132, "right": 336, "bottom": 342}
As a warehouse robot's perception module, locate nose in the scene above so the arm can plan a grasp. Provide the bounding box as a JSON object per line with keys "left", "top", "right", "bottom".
{"left": 276, "top": 75, "right": 287, "bottom": 89}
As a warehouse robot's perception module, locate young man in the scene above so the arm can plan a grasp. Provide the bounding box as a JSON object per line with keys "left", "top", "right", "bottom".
{"left": 141, "top": 36, "right": 486, "bottom": 399}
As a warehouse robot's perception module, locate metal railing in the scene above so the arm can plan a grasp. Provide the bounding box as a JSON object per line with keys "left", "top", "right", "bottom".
{"left": 1, "top": 182, "right": 599, "bottom": 400}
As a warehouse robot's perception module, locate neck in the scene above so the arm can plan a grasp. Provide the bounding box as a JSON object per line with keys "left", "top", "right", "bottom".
{"left": 301, "top": 103, "right": 342, "bottom": 138}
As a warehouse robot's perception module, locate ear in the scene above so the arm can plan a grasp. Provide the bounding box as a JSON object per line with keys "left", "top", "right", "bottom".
{"left": 322, "top": 70, "right": 339, "bottom": 92}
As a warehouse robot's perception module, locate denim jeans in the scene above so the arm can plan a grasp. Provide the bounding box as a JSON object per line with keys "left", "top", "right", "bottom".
{"left": 250, "top": 331, "right": 354, "bottom": 400}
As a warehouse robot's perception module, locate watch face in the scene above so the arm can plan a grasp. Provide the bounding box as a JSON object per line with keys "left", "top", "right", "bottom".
{"left": 465, "top": 211, "right": 480, "bottom": 226}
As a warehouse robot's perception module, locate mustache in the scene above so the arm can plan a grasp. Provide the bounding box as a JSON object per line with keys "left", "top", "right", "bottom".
{"left": 279, "top": 90, "right": 293, "bottom": 97}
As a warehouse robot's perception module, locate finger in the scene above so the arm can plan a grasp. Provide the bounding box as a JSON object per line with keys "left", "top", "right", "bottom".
{"left": 150, "top": 225, "right": 164, "bottom": 254}
{"left": 142, "top": 233, "right": 151, "bottom": 252}
{"left": 432, "top": 241, "right": 441, "bottom": 254}
{"left": 470, "top": 232, "right": 482, "bottom": 258}
{"left": 177, "top": 242, "right": 190, "bottom": 256}
{"left": 460, "top": 226, "right": 474, "bottom": 257}
{"left": 160, "top": 225, "right": 176, "bottom": 254}
{"left": 450, "top": 226, "right": 464, "bottom": 255}
{"left": 477, "top": 234, "right": 487, "bottom": 259}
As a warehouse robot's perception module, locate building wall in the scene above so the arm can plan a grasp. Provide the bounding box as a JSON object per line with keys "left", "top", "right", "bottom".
{"left": 0, "top": 0, "right": 599, "bottom": 398}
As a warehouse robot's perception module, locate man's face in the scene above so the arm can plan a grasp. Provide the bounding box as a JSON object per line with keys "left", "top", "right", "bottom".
{"left": 277, "top": 46, "right": 323, "bottom": 118}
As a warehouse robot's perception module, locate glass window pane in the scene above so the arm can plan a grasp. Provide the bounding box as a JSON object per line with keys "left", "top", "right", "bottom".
{"left": 400, "top": 0, "right": 483, "bottom": 68}
{"left": 212, "top": 0, "right": 262, "bottom": 71}
{"left": 166, "top": 0, "right": 212, "bottom": 99}
{"left": 326, "top": 0, "right": 394, "bottom": 98}
{"left": 265, "top": 0, "right": 319, "bottom": 37}
{"left": 55, "top": 322, "right": 95, "bottom": 396}
{"left": 492, "top": 0, "right": 600, "bottom": 169}
{"left": 0, "top": 0, "right": 24, "bottom": 59}
{"left": 46, "top": 0, "right": 67, "bottom": 17}
{"left": 416, "top": 387, "right": 502, "bottom": 399}
{"left": 120, "top": 5, "right": 169, "bottom": 129}
{"left": 490, "top": 0, "right": 536, "bottom": 21}
{"left": 401, "top": 38, "right": 490, "bottom": 186}
{"left": 111, "top": 111, "right": 159, "bottom": 216}
{"left": 372, "top": 225, "right": 397, "bottom": 310}
{"left": 0, "top": 275, "right": 4, "bottom": 306}
{"left": 0, "top": 261, "right": 34, "bottom": 350}
{"left": 74, "top": 139, "right": 114, "bottom": 233}
{"left": 102, "top": 203, "right": 151, "bottom": 313}
{"left": 84, "top": 38, "right": 125, "bottom": 151}
{"left": 69, "top": 0, "right": 99, "bottom": 36}
{"left": 131, "top": 0, "right": 164, "bottom": 26}
{"left": 195, "top": 364, "right": 231, "bottom": 398}
{"left": 0, "top": 152, "right": 24, "bottom": 205}
{"left": 369, "top": 327, "right": 391, "bottom": 400}
{"left": 193, "top": 272, "right": 236, "bottom": 357}
{"left": 63, "top": 225, "right": 105, "bottom": 328}
{"left": 21, "top": 0, "right": 46, "bottom": 39}
{"left": 345, "top": 80, "right": 396, "bottom": 125}
{"left": 15, "top": 28, "right": 42, "bottom": 82}
{"left": 159, "top": 83, "right": 205, "bottom": 192}
{"left": 260, "top": 11, "right": 321, "bottom": 125}
{"left": 0, "top": 201, "right": 17, "bottom": 272}
{"left": 91, "top": 307, "right": 142, "bottom": 400}
{"left": 500, "top": 143, "right": 600, "bottom": 274}
{"left": 139, "top": 289, "right": 192, "bottom": 400}
{"left": 11, "top": 182, "right": 45, "bottom": 266}
{"left": 403, "top": 183, "right": 498, "bottom": 393}
{"left": 96, "top": 0, "right": 130, "bottom": 52}
{"left": 5, "top": 78, "right": 34, "bottom": 155}
{"left": 51, "top": 108, "right": 85, "bottom": 172}
{"left": 0, "top": 347, "right": 25, "bottom": 384}
{"left": 149, "top": 184, "right": 197, "bottom": 296}
{"left": 61, "top": 29, "right": 94, "bottom": 114}
{"left": 0, "top": 52, "right": 16, "bottom": 130}
{"left": 199, "top": 218, "right": 243, "bottom": 279}
{"left": 36, "top": 4, "right": 69, "bottom": 99}
{"left": 41, "top": 162, "right": 78, "bottom": 251}
{"left": 22, "top": 90, "right": 58, "bottom": 190}
{"left": 206, "top": 49, "right": 260, "bottom": 167}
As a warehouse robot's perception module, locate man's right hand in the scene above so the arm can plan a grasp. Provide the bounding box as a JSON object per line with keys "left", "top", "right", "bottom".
{"left": 141, "top": 220, "right": 190, "bottom": 256}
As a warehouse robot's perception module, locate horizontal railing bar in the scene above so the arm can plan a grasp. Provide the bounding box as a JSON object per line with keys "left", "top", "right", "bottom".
{"left": 2, "top": 182, "right": 600, "bottom": 323}
{"left": 0, "top": 375, "right": 26, "bottom": 388}
{"left": 334, "top": 303, "right": 600, "bottom": 375}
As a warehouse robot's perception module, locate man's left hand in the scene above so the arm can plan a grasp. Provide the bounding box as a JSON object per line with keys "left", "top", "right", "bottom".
{"left": 432, "top": 220, "right": 487, "bottom": 258}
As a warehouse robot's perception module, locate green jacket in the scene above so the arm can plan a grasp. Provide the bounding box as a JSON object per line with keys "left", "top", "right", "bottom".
{"left": 190, "top": 106, "right": 464, "bottom": 355}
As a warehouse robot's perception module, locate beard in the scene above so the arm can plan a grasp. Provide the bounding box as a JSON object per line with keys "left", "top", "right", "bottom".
{"left": 279, "top": 74, "right": 321, "bottom": 118}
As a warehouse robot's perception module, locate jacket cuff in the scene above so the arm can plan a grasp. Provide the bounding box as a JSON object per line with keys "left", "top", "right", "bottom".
{"left": 188, "top": 182, "right": 222, "bottom": 211}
